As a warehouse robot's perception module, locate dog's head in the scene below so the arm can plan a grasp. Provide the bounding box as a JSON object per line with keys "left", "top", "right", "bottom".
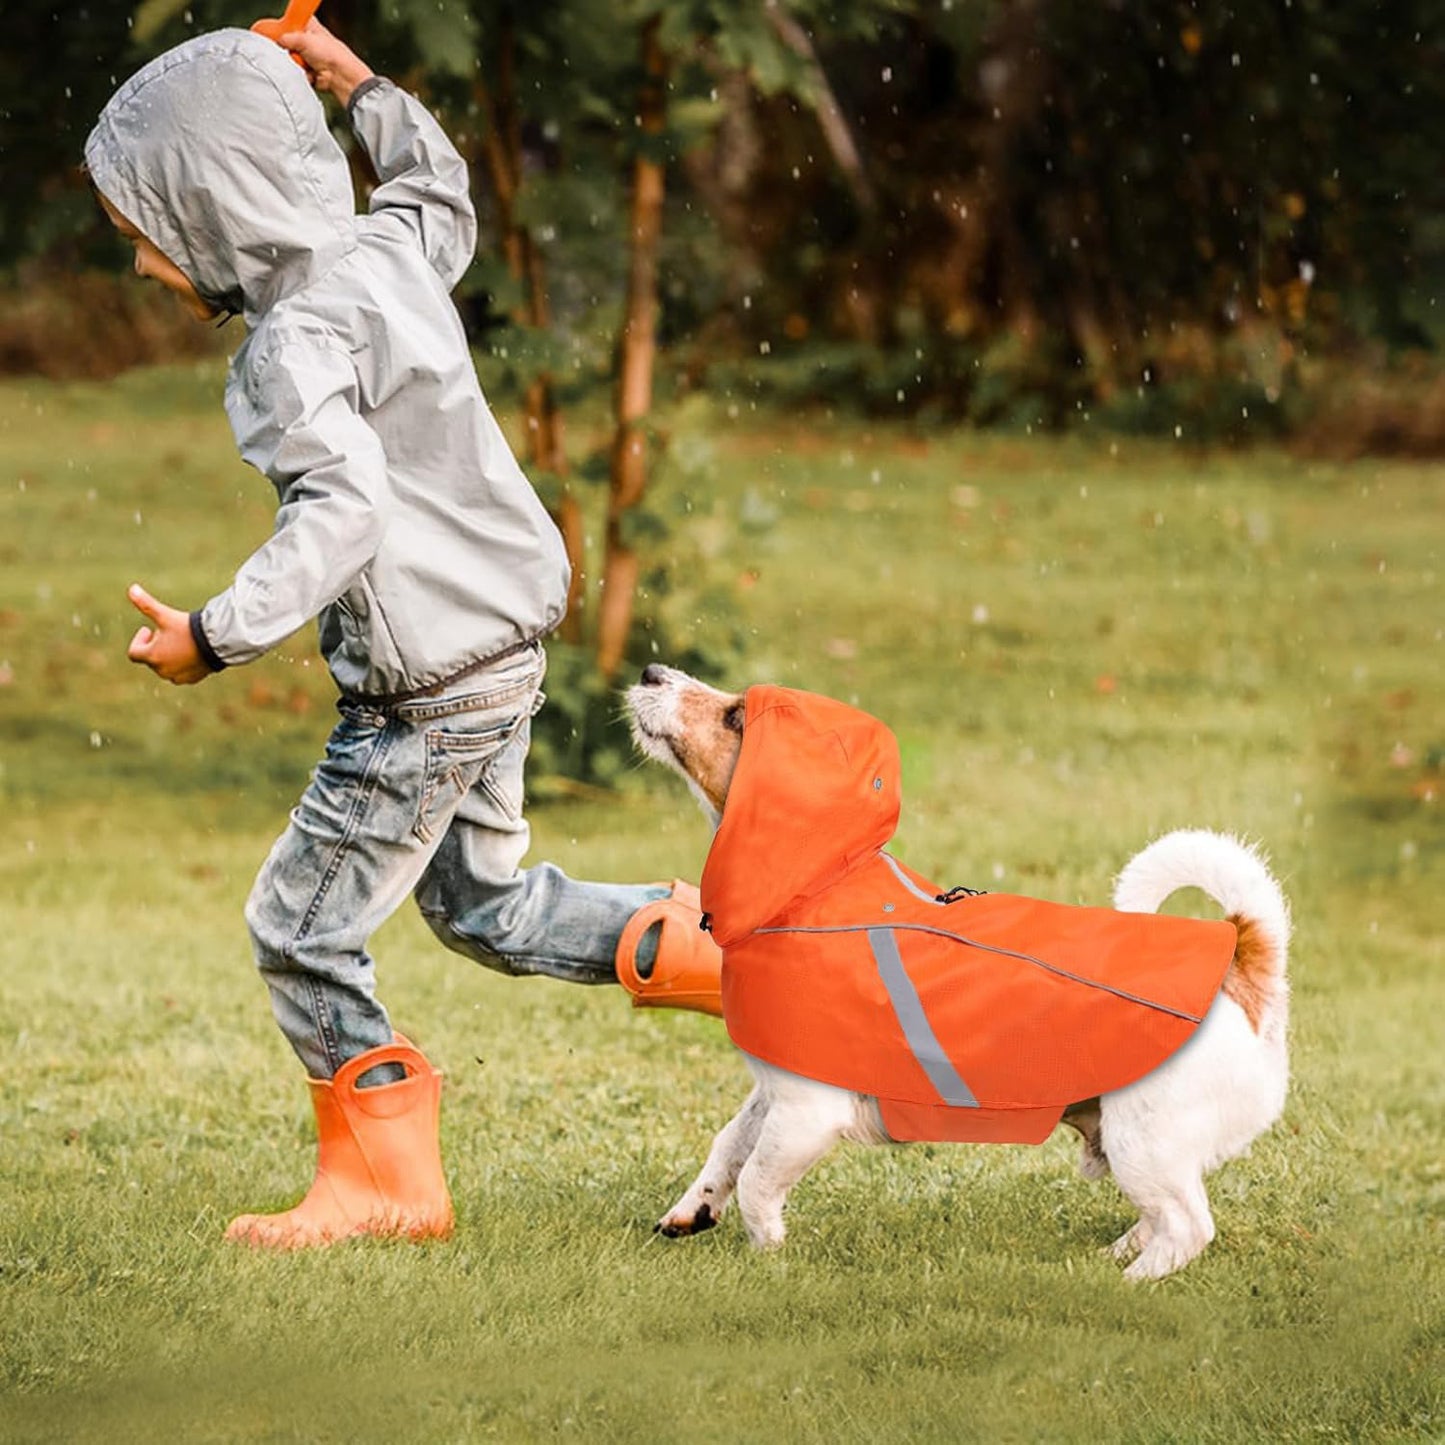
{"left": 625, "top": 664, "right": 744, "bottom": 826}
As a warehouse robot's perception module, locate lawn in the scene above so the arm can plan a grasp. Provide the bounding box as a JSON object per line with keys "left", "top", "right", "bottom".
{"left": 0, "top": 362, "right": 1441, "bottom": 1442}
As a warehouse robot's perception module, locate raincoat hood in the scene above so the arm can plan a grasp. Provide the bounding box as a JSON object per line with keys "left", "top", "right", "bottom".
{"left": 701, "top": 686, "right": 903, "bottom": 947}
{"left": 85, "top": 29, "right": 355, "bottom": 323}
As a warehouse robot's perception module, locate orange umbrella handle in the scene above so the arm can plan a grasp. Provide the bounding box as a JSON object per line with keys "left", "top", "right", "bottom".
{"left": 251, "top": 0, "right": 322, "bottom": 63}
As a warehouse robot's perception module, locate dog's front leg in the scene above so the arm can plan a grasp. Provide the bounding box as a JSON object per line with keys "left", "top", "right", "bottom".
{"left": 734, "top": 1095, "right": 850, "bottom": 1249}
{"left": 656, "top": 1082, "right": 770, "bottom": 1237}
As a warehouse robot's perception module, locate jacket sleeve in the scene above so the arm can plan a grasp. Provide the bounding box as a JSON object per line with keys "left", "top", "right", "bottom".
{"left": 347, "top": 76, "right": 478, "bottom": 290}
{"left": 199, "top": 340, "right": 388, "bottom": 668}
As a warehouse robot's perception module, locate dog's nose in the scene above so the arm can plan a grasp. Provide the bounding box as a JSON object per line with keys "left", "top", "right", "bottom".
{"left": 640, "top": 664, "right": 669, "bottom": 687}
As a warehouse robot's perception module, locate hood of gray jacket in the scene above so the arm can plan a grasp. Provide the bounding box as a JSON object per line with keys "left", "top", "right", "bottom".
{"left": 85, "top": 28, "right": 354, "bottom": 324}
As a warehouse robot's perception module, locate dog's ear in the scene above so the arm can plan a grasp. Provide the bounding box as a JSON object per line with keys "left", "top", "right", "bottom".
{"left": 723, "top": 701, "right": 745, "bottom": 734}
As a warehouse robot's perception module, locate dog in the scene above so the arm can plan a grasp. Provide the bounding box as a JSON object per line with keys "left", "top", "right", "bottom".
{"left": 626, "top": 663, "right": 1291, "bottom": 1280}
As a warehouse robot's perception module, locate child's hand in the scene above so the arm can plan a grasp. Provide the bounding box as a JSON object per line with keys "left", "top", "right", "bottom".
{"left": 127, "top": 584, "right": 213, "bottom": 686}
{"left": 281, "top": 20, "right": 374, "bottom": 107}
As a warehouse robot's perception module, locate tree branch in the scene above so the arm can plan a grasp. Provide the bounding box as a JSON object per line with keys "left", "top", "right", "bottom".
{"left": 763, "top": 1, "right": 876, "bottom": 215}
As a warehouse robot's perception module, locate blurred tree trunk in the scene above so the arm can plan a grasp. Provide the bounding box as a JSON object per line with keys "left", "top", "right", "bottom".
{"left": 762, "top": 2, "right": 875, "bottom": 216}
{"left": 974, "top": 0, "right": 1049, "bottom": 347}
{"left": 597, "top": 13, "right": 667, "bottom": 679}
{"left": 473, "top": 9, "right": 586, "bottom": 641}
{"left": 681, "top": 67, "right": 763, "bottom": 313}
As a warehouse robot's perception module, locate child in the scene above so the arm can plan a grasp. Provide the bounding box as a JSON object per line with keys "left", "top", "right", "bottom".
{"left": 87, "top": 21, "right": 721, "bottom": 1249}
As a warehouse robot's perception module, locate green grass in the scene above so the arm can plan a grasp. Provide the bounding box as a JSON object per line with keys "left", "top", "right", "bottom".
{"left": 1, "top": 363, "right": 1442, "bottom": 1442}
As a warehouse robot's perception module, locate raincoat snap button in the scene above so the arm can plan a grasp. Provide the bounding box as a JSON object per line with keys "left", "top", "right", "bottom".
{"left": 873, "top": 777, "right": 883, "bottom": 791}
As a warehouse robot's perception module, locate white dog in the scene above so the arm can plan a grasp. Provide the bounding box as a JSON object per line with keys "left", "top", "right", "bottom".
{"left": 626, "top": 664, "right": 1291, "bottom": 1280}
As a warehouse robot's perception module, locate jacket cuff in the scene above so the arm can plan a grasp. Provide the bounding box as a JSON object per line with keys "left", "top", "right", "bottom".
{"left": 189, "top": 611, "right": 228, "bottom": 674}
{"left": 346, "top": 75, "right": 390, "bottom": 119}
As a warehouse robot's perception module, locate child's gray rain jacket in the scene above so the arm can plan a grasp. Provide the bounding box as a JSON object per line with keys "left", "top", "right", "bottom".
{"left": 85, "top": 30, "right": 568, "bottom": 700}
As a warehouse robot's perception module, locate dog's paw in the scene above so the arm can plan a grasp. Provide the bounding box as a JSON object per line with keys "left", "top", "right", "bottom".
{"left": 1105, "top": 1222, "right": 1148, "bottom": 1262}
{"left": 746, "top": 1224, "right": 786, "bottom": 1250}
{"left": 1120, "top": 1230, "right": 1207, "bottom": 1281}
{"left": 1123, "top": 1239, "right": 1187, "bottom": 1281}
{"left": 654, "top": 1201, "right": 717, "bottom": 1238}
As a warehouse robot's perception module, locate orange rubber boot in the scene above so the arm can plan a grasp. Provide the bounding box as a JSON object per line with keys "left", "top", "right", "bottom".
{"left": 225, "top": 1037, "right": 454, "bottom": 1249}
{"left": 615, "top": 880, "right": 723, "bottom": 1017}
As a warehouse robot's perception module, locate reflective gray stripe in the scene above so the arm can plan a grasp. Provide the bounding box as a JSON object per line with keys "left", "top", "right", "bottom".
{"left": 867, "top": 927, "right": 978, "bottom": 1108}
{"left": 881, "top": 853, "right": 942, "bottom": 905}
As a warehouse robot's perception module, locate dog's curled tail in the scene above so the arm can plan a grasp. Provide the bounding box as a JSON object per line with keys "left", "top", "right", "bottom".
{"left": 1113, "top": 829, "right": 1290, "bottom": 1038}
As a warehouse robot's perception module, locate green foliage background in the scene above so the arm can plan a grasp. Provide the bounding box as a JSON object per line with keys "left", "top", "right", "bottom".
{"left": 4, "top": 0, "right": 1443, "bottom": 412}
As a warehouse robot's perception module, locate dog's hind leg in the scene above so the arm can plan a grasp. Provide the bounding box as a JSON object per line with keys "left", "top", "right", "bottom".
{"left": 1108, "top": 1146, "right": 1216, "bottom": 1280}
{"left": 1120, "top": 1174, "right": 1215, "bottom": 1281}
{"left": 656, "top": 1083, "right": 769, "bottom": 1237}
{"left": 734, "top": 1080, "right": 856, "bottom": 1249}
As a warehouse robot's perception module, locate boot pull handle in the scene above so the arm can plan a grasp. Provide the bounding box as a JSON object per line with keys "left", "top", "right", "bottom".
{"left": 332, "top": 1037, "right": 439, "bottom": 1107}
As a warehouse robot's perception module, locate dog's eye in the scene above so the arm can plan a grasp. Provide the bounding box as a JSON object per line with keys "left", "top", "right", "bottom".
{"left": 723, "top": 701, "right": 745, "bottom": 734}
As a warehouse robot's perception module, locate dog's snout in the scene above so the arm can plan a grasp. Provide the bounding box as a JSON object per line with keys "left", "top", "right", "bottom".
{"left": 640, "top": 664, "right": 669, "bottom": 687}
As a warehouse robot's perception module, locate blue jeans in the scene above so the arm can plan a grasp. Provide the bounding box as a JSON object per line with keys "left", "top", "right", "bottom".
{"left": 244, "top": 643, "right": 665, "bottom": 1080}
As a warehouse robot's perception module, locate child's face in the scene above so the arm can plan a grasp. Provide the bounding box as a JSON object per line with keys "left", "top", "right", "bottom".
{"left": 98, "top": 192, "right": 219, "bottom": 322}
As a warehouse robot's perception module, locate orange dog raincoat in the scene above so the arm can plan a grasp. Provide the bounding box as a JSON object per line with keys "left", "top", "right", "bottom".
{"left": 702, "top": 687, "right": 1238, "bottom": 1145}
